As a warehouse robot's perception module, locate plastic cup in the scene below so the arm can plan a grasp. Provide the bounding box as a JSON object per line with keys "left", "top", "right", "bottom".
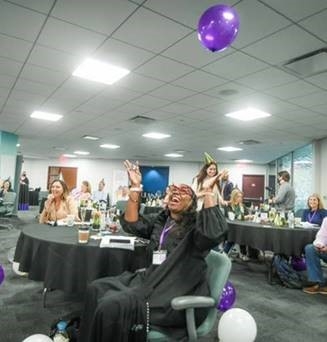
{"left": 228, "top": 212, "right": 235, "bottom": 221}
{"left": 66, "top": 215, "right": 75, "bottom": 227}
{"left": 78, "top": 227, "right": 90, "bottom": 243}
{"left": 294, "top": 217, "right": 301, "bottom": 226}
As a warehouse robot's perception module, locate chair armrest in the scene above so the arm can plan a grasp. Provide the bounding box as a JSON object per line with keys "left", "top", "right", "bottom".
{"left": 171, "top": 296, "right": 215, "bottom": 310}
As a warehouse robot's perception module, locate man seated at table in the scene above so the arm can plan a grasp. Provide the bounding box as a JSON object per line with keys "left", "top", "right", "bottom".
{"left": 92, "top": 178, "right": 110, "bottom": 208}
{"left": 78, "top": 160, "right": 228, "bottom": 342}
{"left": 39, "top": 180, "right": 78, "bottom": 224}
{"left": 303, "top": 217, "right": 327, "bottom": 294}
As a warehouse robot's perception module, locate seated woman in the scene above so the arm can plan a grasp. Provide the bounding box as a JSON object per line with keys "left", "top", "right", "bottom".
{"left": 303, "top": 217, "right": 327, "bottom": 294}
{"left": 224, "top": 189, "right": 252, "bottom": 261}
{"left": 39, "top": 180, "right": 78, "bottom": 224}
{"left": 0, "top": 179, "right": 13, "bottom": 198}
{"left": 302, "top": 193, "right": 327, "bottom": 226}
{"left": 78, "top": 160, "right": 227, "bottom": 342}
{"left": 71, "top": 180, "right": 92, "bottom": 204}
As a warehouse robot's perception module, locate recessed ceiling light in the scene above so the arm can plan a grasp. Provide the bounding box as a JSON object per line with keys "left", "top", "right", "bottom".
{"left": 72, "top": 58, "right": 130, "bottom": 85}
{"left": 164, "top": 153, "right": 183, "bottom": 158}
{"left": 30, "top": 110, "right": 63, "bottom": 122}
{"left": 83, "top": 135, "right": 100, "bottom": 141}
{"left": 218, "top": 146, "right": 243, "bottom": 152}
{"left": 235, "top": 159, "right": 253, "bottom": 163}
{"left": 62, "top": 154, "right": 77, "bottom": 158}
{"left": 142, "top": 132, "right": 171, "bottom": 139}
{"left": 100, "top": 144, "right": 120, "bottom": 149}
{"left": 225, "top": 107, "right": 271, "bottom": 121}
{"left": 16, "top": 143, "right": 20, "bottom": 147}
{"left": 74, "top": 150, "right": 90, "bottom": 155}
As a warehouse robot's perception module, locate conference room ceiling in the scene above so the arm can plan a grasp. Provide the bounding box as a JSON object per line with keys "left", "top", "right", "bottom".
{"left": 0, "top": 0, "right": 327, "bottom": 164}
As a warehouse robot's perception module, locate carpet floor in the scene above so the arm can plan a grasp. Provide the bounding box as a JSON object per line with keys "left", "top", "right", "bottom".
{"left": 1, "top": 208, "right": 326, "bottom": 341}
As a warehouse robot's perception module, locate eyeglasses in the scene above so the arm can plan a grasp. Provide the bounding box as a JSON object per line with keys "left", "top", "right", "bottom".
{"left": 170, "top": 184, "right": 193, "bottom": 197}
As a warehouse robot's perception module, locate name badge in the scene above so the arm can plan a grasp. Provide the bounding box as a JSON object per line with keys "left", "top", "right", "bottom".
{"left": 152, "top": 250, "right": 167, "bottom": 265}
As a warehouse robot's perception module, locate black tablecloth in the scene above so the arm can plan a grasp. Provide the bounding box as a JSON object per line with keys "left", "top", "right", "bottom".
{"left": 14, "top": 224, "right": 147, "bottom": 293}
{"left": 227, "top": 220, "right": 318, "bottom": 256}
{"left": 28, "top": 191, "right": 39, "bottom": 205}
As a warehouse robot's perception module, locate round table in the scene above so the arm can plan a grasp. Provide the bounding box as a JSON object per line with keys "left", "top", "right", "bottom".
{"left": 14, "top": 223, "right": 147, "bottom": 294}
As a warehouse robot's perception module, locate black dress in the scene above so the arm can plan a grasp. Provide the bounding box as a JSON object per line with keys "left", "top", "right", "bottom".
{"left": 79, "top": 206, "right": 227, "bottom": 342}
{"left": 18, "top": 176, "right": 29, "bottom": 210}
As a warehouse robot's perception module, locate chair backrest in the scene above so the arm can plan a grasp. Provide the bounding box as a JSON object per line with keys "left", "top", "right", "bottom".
{"left": 196, "top": 251, "right": 232, "bottom": 336}
{"left": 0, "top": 192, "right": 17, "bottom": 216}
{"left": 295, "top": 208, "right": 305, "bottom": 218}
{"left": 3, "top": 191, "right": 16, "bottom": 203}
{"left": 116, "top": 200, "right": 128, "bottom": 212}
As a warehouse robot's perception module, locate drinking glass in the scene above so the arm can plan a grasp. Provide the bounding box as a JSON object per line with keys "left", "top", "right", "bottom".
{"left": 80, "top": 207, "right": 87, "bottom": 223}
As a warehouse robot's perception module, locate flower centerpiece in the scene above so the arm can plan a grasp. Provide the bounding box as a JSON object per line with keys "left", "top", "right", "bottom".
{"left": 92, "top": 210, "right": 101, "bottom": 231}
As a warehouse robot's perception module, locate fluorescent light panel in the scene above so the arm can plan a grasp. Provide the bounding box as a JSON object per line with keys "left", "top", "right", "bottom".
{"left": 62, "top": 154, "right": 77, "bottom": 158}
{"left": 218, "top": 146, "right": 243, "bottom": 152}
{"left": 165, "top": 153, "right": 183, "bottom": 158}
{"left": 142, "top": 132, "right": 171, "bottom": 139}
{"left": 225, "top": 107, "right": 271, "bottom": 121}
{"left": 30, "top": 110, "right": 63, "bottom": 122}
{"left": 83, "top": 135, "right": 100, "bottom": 141}
{"left": 100, "top": 144, "right": 120, "bottom": 149}
{"left": 74, "top": 150, "right": 90, "bottom": 155}
{"left": 73, "top": 58, "right": 130, "bottom": 85}
{"left": 235, "top": 159, "right": 253, "bottom": 163}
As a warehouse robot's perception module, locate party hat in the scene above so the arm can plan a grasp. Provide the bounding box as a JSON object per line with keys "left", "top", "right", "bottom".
{"left": 204, "top": 152, "right": 216, "bottom": 165}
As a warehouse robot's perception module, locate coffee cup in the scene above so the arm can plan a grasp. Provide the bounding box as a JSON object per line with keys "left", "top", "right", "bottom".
{"left": 78, "top": 227, "right": 90, "bottom": 244}
{"left": 228, "top": 211, "right": 235, "bottom": 221}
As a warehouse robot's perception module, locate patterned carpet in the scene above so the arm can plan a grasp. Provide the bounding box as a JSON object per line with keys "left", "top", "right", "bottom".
{"left": 1, "top": 209, "right": 326, "bottom": 341}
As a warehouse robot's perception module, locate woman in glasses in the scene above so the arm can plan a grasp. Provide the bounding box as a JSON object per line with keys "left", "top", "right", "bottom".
{"left": 79, "top": 160, "right": 228, "bottom": 342}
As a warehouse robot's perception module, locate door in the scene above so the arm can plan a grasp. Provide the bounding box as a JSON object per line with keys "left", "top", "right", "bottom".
{"left": 47, "top": 166, "right": 77, "bottom": 191}
{"left": 242, "top": 175, "right": 265, "bottom": 205}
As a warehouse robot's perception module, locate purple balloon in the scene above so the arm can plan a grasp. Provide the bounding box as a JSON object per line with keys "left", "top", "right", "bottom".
{"left": 198, "top": 4, "right": 240, "bottom": 52}
{"left": 217, "top": 280, "right": 236, "bottom": 312}
{"left": 291, "top": 256, "right": 306, "bottom": 271}
{"left": 0, "top": 265, "right": 5, "bottom": 286}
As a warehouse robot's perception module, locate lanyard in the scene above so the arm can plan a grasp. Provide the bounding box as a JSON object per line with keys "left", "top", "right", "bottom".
{"left": 308, "top": 210, "right": 317, "bottom": 223}
{"left": 159, "top": 220, "right": 175, "bottom": 250}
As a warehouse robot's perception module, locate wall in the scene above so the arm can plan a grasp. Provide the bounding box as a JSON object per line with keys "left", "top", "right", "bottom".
{"left": 315, "top": 138, "right": 327, "bottom": 201}
{"left": 0, "top": 131, "right": 18, "bottom": 184}
{"left": 23, "top": 157, "right": 269, "bottom": 198}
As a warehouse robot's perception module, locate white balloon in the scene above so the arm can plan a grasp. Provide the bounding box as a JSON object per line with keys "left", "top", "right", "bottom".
{"left": 218, "top": 308, "right": 257, "bottom": 342}
{"left": 12, "top": 262, "right": 28, "bottom": 276}
{"left": 22, "top": 334, "right": 53, "bottom": 342}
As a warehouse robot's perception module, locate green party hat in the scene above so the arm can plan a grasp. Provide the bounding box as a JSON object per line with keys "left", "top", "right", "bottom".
{"left": 204, "top": 152, "right": 216, "bottom": 165}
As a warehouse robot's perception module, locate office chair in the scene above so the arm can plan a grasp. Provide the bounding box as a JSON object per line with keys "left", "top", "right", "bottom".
{"left": 147, "top": 250, "right": 232, "bottom": 341}
{"left": 0, "top": 192, "right": 17, "bottom": 230}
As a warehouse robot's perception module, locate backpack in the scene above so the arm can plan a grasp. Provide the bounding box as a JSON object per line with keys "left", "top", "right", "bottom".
{"left": 272, "top": 255, "right": 304, "bottom": 289}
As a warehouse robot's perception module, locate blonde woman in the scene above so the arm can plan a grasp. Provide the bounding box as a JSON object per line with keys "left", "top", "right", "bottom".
{"left": 39, "top": 180, "right": 78, "bottom": 224}
{"left": 302, "top": 193, "right": 327, "bottom": 226}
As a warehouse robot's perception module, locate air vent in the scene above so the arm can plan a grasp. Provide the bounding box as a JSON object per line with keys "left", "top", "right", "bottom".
{"left": 239, "top": 139, "right": 261, "bottom": 145}
{"left": 283, "top": 48, "right": 327, "bottom": 77}
{"left": 129, "top": 115, "right": 155, "bottom": 125}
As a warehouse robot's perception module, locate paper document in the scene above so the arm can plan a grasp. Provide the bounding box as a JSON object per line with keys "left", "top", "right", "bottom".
{"left": 100, "top": 235, "right": 136, "bottom": 250}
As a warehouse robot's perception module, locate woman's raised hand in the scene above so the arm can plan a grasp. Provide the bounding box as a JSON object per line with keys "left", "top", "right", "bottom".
{"left": 124, "top": 160, "right": 142, "bottom": 186}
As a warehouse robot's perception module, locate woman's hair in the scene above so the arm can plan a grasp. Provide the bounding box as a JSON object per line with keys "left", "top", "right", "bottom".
{"left": 196, "top": 162, "right": 218, "bottom": 186}
{"left": 50, "top": 179, "right": 69, "bottom": 200}
{"left": 230, "top": 189, "right": 243, "bottom": 206}
{"left": 307, "top": 193, "right": 325, "bottom": 210}
{"left": 82, "top": 180, "right": 92, "bottom": 193}
{"left": 278, "top": 170, "right": 290, "bottom": 182}
{"left": 2, "top": 179, "right": 11, "bottom": 190}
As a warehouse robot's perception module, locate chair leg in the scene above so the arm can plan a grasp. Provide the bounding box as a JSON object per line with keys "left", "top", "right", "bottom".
{"left": 185, "top": 308, "right": 198, "bottom": 341}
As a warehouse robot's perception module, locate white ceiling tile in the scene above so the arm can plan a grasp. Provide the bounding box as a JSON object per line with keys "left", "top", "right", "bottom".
{"left": 8, "top": 0, "right": 55, "bottom": 14}
{"left": 179, "top": 94, "right": 224, "bottom": 108}
{"left": 40, "top": 98, "right": 84, "bottom": 114}
{"left": 243, "top": 25, "right": 325, "bottom": 65}
{"left": 0, "top": 87, "right": 10, "bottom": 99}
{"left": 311, "top": 104, "right": 327, "bottom": 115}
{"left": 14, "top": 78, "right": 55, "bottom": 97}
{"left": 129, "top": 95, "right": 170, "bottom": 109}
{"left": 163, "top": 32, "right": 235, "bottom": 68}
{"left": 28, "top": 45, "right": 82, "bottom": 72}
{"left": 149, "top": 84, "right": 195, "bottom": 101}
{"left": 238, "top": 67, "right": 298, "bottom": 90}
{"left": 264, "top": 80, "right": 320, "bottom": 99}
{"left": 145, "top": 0, "right": 239, "bottom": 28}
{"left": 260, "top": 0, "right": 327, "bottom": 21}
{"left": 300, "top": 9, "right": 327, "bottom": 41}
{"left": 203, "top": 52, "right": 268, "bottom": 80}
{"left": 37, "top": 17, "right": 106, "bottom": 56}
{"left": 307, "top": 73, "right": 327, "bottom": 90}
{"left": 52, "top": 0, "right": 138, "bottom": 35}
{"left": 20, "top": 64, "right": 70, "bottom": 86}
{"left": 94, "top": 38, "right": 154, "bottom": 71}
{"left": 0, "top": 57, "right": 22, "bottom": 76}
{"left": 9, "top": 89, "right": 46, "bottom": 104}
{"left": 204, "top": 82, "right": 255, "bottom": 99}
{"left": 112, "top": 7, "right": 192, "bottom": 53}
{"left": 142, "top": 109, "right": 178, "bottom": 121}
{"left": 135, "top": 56, "right": 193, "bottom": 82}
{"left": 288, "top": 91, "right": 327, "bottom": 107}
{"left": 99, "top": 86, "right": 140, "bottom": 103}
{"left": 233, "top": 0, "right": 291, "bottom": 48}
{"left": 173, "top": 70, "right": 227, "bottom": 92}
{"left": 0, "top": 2, "right": 46, "bottom": 42}
{"left": 117, "top": 73, "right": 164, "bottom": 93}
{"left": 160, "top": 102, "right": 196, "bottom": 115}
{"left": 0, "top": 74, "right": 16, "bottom": 88}
{"left": 116, "top": 102, "right": 150, "bottom": 115}
{"left": 0, "top": 34, "right": 32, "bottom": 62}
